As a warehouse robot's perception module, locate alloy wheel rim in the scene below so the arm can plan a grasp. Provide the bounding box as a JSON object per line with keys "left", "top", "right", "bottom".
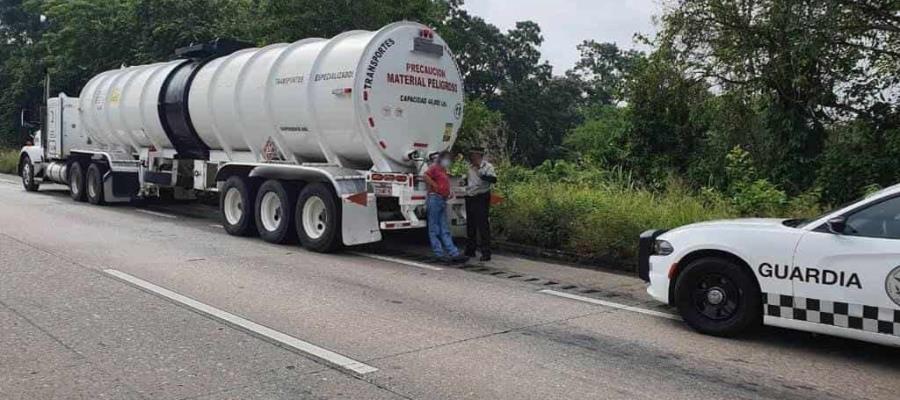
{"left": 692, "top": 273, "right": 740, "bottom": 320}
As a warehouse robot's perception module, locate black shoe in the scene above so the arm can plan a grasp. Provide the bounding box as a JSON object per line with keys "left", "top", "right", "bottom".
{"left": 464, "top": 250, "right": 476, "bottom": 258}
{"left": 450, "top": 255, "right": 469, "bottom": 264}
{"left": 479, "top": 254, "right": 491, "bottom": 262}
{"left": 426, "top": 256, "right": 450, "bottom": 264}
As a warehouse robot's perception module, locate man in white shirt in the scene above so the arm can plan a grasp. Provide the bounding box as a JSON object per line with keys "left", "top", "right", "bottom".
{"left": 464, "top": 147, "right": 497, "bottom": 261}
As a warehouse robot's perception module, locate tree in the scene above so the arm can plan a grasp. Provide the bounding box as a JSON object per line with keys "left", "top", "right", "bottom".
{"left": 625, "top": 44, "right": 712, "bottom": 180}
{"left": 499, "top": 74, "right": 584, "bottom": 165}
{"left": 454, "top": 99, "right": 509, "bottom": 162}
{"left": 434, "top": 2, "right": 580, "bottom": 165}
{"left": 659, "top": 0, "right": 900, "bottom": 191}
{"left": 245, "top": 0, "right": 439, "bottom": 44}
{"left": 563, "top": 105, "right": 631, "bottom": 166}
{"left": 0, "top": 0, "right": 46, "bottom": 146}
{"left": 0, "top": 0, "right": 443, "bottom": 146}
{"left": 435, "top": 0, "right": 508, "bottom": 99}
{"left": 568, "top": 41, "right": 645, "bottom": 105}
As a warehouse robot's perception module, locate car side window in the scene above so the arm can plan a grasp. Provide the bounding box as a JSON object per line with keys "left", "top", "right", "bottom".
{"left": 844, "top": 196, "right": 900, "bottom": 239}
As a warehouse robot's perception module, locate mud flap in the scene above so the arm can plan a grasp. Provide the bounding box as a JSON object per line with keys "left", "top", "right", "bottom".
{"left": 103, "top": 171, "right": 139, "bottom": 203}
{"left": 341, "top": 193, "right": 382, "bottom": 246}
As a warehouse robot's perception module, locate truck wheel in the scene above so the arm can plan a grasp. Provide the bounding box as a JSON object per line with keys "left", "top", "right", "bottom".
{"left": 674, "top": 257, "right": 761, "bottom": 337}
{"left": 295, "top": 183, "right": 341, "bottom": 252}
{"left": 68, "top": 162, "right": 86, "bottom": 202}
{"left": 255, "top": 180, "right": 298, "bottom": 244}
{"left": 21, "top": 155, "right": 39, "bottom": 192}
{"left": 86, "top": 163, "right": 107, "bottom": 205}
{"left": 220, "top": 176, "right": 258, "bottom": 236}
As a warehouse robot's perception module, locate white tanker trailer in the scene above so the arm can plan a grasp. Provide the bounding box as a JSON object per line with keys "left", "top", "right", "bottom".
{"left": 17, "top": 22, "right": 466, "bottom": 251}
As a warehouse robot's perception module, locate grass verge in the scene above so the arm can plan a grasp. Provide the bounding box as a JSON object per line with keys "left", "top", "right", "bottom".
{"left": 487, "top": 160, "right": 820, "bottom": 267}
{"left": 0, "top": 148, "right": 18, "bottom": 175}
{"left": 493, "top": 180, "right": 736, "bottom": 264}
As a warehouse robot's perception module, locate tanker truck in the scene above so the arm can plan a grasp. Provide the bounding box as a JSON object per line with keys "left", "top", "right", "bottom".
{"left": 16, "top": 22, "right": 466, "bottom": 252}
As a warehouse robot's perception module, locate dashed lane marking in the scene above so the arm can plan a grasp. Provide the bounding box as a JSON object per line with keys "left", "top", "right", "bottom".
{"left": 135, "top": 209, "right": 178, "bottom": 219}
{"left": 104, "top": 269, "right": 378, "bottom": 375}
{"left": 352, "top": 252, "right": 444, "bottom": 271}
{"left": 540, "top": 289, "right": 682, "bottom": 321}
{"left": 209, "top": 224, "right": 224, "bottom": 229}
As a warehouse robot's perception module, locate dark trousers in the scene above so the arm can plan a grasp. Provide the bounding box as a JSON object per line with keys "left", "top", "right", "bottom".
{"left": 465, "top": 192, "right": 491, "bottom": 255}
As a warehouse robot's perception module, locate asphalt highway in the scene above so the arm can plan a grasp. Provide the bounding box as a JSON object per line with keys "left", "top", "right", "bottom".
{"left": 0, "top": 175, "right": 898, "bottom": 399}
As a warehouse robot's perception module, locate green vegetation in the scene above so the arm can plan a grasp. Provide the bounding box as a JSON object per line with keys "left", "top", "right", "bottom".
{"left": 0, "top": 0, "right": 897, "bottom": 262}
{"left": 492, "top": 162, "right": 735, "bottom": 262}
{"left": 0, "top": 148, "right": 18, "bottom": 174}
{"left": 490, "top": 157, "right": 821, "bottom": 263}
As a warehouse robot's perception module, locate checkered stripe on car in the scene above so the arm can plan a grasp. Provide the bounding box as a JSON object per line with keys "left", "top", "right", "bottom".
{"left": 762, "top": 293, "right": 900, "bottom": 336}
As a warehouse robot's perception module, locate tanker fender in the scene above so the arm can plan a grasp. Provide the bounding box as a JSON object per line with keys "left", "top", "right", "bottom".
{"left": 216, "top": 163, "right": 366, "bottom": 196}
{"left": 68, "top": 150, "right": 140, "bottom": 201}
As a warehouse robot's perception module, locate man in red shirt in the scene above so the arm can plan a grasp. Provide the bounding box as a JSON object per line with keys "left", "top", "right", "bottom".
{"left": 423, "top": 152, "right": 467, "bottom": 263}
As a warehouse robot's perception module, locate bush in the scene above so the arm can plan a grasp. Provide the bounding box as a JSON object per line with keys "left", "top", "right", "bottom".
{"left": 491, "top": 159, "right": 822, "bottom": 265}
{"left": 0, "top": 148, "right": 18, "bottom": 175}
{"left": 563, "top": 105, "right": 631, "bottom": 166}
{"left": 816, "top": 121, "right": 900, "bottom": 205}
{"left": 720, "top": 146, "right": 822, "bottom": 217}
{"left": 492, "top": 168, "right": 738, "bottom": 263}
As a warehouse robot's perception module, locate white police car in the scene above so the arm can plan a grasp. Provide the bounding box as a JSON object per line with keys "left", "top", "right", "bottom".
{"left": 639, "top": 184, "right": 900, "bottom": 346}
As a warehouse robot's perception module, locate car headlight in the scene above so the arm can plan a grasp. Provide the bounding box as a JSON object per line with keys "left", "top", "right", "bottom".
{"left": 653, "top": 240, "right": 674, "bottom": 256}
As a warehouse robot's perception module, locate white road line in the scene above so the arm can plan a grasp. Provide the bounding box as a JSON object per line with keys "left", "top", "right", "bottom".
{"left": 540, "top": 289, "right": 682, "bottom": 321}
{"left": 351, "top": 252, "right": 444, "bottom": 271}
{"left": 135, "top": 209, "right": 178, "bottom": 219}
{"left": 104, "top": 269, "right": 378, "bottom": 375}
{"left": 209, "top": 224, "right": 224, "bottom": 229}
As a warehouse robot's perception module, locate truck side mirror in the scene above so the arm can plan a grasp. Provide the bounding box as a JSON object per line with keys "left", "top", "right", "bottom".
{"left": 20, "top": 109, "right": 35, "bottom": 129}
{"left": 827, "top": 216, "right": 847, "bottom": 234}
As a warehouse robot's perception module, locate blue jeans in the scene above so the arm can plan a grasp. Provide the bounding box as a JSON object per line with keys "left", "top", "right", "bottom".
{"left": 427, "top": 194, "right": 459, "bottom": 258}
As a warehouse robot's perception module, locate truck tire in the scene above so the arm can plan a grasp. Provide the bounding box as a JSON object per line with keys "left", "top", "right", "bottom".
{"left": 86, "top": 163, "right": 107, "bottom": 205}
{"left": 254, "top": 180, "right": 298, "bottom": 244}
{"left": 68, "top": 162, "right": 86, "bottom": 202}
{"left": 21, "top": 155, "right": 39, "bottom": 192}
{"left": 295, "top": 183, "right": 341, "bottom": 253}
{"left": 220, "top": 176, "right": 258, "bottom": 236}
{"left": 673, "top": 257, "right": 761, "bottom": 337}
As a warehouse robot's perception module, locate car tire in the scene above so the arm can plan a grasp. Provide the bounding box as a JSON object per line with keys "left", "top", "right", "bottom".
{"left": 220, "top": 176, "right": 258, "bottom": 236}
{"left": 68, "top": 162, "right": 86, "bottom": 202}
{"left": 674, "top": 257, "right": 761, "bottom": 337}
{"left": 86, "top": 163, "right": 107, "bottom": 205}
{"left": 21, "top": 155, "right": 39, "bottom": 192}
{"left": 254, "top": 180, "right": 298, "bottom": 244}
{"left": 295, "top": 183, "right": 341, "bottom": 253}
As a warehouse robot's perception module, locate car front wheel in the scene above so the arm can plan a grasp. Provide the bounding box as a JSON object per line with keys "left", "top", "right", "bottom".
{"left": 673, "top": 257, "right": 761, "bottom": 337}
